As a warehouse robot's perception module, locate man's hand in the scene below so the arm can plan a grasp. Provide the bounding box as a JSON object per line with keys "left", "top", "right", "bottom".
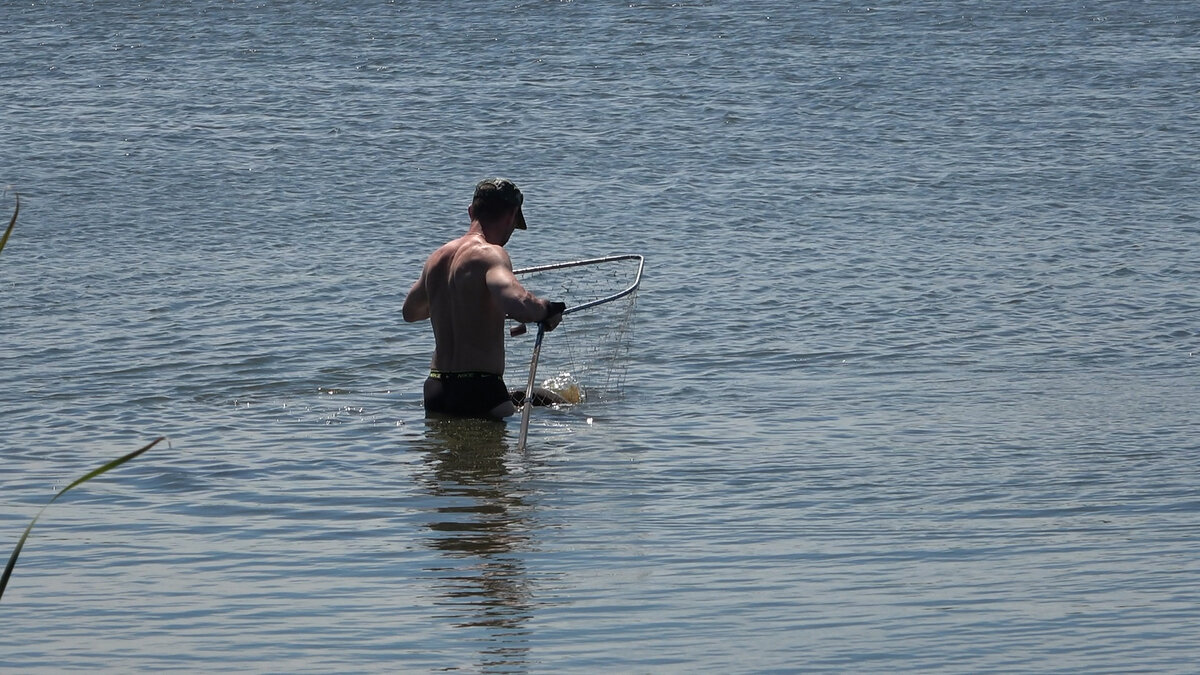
{"left": 543, "top": 301, "right": 567, "bottom": 332}
{"left": 508, "top": 301, "right": 567, "bottom": 336}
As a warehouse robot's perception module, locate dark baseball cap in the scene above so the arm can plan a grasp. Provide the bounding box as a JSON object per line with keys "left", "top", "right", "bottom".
{"left": 473, "top": 177, "right": 527, "bottom": 229}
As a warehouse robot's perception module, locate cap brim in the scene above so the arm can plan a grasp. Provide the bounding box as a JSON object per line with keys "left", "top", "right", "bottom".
{"left": 514, "top": 207, "right": 527, "bottom": 230}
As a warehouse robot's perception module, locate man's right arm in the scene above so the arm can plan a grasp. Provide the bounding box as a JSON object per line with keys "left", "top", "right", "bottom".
{"left": 402, "top": 267, "right": 430, "bottom": 323}
{"left": 484, "top": 251, "right": 563, "bottom": 329}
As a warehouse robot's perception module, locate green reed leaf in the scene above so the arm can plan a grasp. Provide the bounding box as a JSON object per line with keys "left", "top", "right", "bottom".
{"left": 1, "top": 436, "right": 166, "bottom": 603}
{"left": 0, "top": 193, "right": 17, "bottom": 256}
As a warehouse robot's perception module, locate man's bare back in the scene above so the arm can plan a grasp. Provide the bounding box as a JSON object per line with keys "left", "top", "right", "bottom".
{"left": 410, "top": 233, "right": 528, "bottom": 374}
{"left": 403, "top": 178, "right": 564, "bottom": 419}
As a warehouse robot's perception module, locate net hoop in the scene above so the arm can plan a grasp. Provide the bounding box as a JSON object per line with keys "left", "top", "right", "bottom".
{"left": 514, "top": 254, "right": 644, "bottom": 315}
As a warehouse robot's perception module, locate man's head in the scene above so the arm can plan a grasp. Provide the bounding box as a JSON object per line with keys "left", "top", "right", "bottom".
{"left": 471, "top": 178, "right": 527, "bottom": 231}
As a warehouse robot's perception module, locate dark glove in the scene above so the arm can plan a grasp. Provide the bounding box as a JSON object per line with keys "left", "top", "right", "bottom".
{"left": 544, "top": 301, "right": 567, "bottom": 321}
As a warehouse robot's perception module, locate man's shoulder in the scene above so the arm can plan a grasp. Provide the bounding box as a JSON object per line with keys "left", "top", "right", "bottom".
{"left": 453, "top": 237, "right": 511, "bottom": 270}
{"left": 430, "top": 235, "right": 491, "bottom": 263}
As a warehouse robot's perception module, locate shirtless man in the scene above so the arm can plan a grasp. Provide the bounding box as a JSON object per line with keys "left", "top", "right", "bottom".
{"left": 403, "top": 178, "right": 566, "bottom": 419}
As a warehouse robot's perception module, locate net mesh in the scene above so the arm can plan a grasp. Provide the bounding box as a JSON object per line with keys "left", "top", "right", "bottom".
{"left": 506, "top": 255, "right": 643, "bottom": 406}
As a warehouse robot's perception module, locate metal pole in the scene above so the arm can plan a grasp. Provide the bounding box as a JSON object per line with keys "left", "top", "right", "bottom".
{"left": 515, "top": 322, "right": 546, "bottom": 453}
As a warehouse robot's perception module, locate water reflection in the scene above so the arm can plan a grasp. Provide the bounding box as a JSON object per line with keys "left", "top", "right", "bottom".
{"left": 416, "top": 418, "right": 540, "bottom": 672}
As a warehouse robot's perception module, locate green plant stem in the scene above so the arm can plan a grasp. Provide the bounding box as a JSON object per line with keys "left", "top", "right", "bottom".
{"left": 0, "top": 192, "right": 17, "bottom": 256}
{"left": 1, "top": 436, "right": 166, "bottom": 603}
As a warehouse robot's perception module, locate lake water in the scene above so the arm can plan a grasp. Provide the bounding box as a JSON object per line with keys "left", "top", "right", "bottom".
{"left": 2, "top": 1, "right": 1198, "bottom": 672}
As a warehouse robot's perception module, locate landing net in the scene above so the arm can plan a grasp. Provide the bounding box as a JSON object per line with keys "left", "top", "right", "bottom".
{"left": 507, "top": 254, "right": 644, "bottom": 406}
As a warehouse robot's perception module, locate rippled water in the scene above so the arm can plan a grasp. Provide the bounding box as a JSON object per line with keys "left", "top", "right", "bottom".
{"left": 2, "top": 1, "right": 1198, "bottom": 672}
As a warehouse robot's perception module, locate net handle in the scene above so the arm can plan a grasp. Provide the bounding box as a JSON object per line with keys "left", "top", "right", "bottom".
{"left": 515, "top": 323, "right": 546, "bottom": 453}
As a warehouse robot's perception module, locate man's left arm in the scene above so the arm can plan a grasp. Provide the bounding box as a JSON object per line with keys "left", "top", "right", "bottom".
{"left": 484, "top": 252, "right": 562, "bottom": 327}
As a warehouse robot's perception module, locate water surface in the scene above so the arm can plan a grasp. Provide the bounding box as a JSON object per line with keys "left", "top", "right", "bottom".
{"left": 2, "top": 1, "right": 1198, "bottom": 672}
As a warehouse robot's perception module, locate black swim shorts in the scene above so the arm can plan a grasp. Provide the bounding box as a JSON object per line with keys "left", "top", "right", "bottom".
{"left": 423, "top": 371, "right": 512, "bottom": 418}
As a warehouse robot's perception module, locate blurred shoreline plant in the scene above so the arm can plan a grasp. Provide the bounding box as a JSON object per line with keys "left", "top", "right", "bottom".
{"left": 0, "top": 191, "right": 17, "bottom": 255}
{"left": 1, "top": 191, "right": 167, "bottom": 604}
{"left": 1, "top": 437, "right": 167, "bottom": 602}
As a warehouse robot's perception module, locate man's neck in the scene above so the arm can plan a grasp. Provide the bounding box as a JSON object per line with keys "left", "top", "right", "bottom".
{"left": 469, "top": 220, "right": 506, "bottom": 246}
